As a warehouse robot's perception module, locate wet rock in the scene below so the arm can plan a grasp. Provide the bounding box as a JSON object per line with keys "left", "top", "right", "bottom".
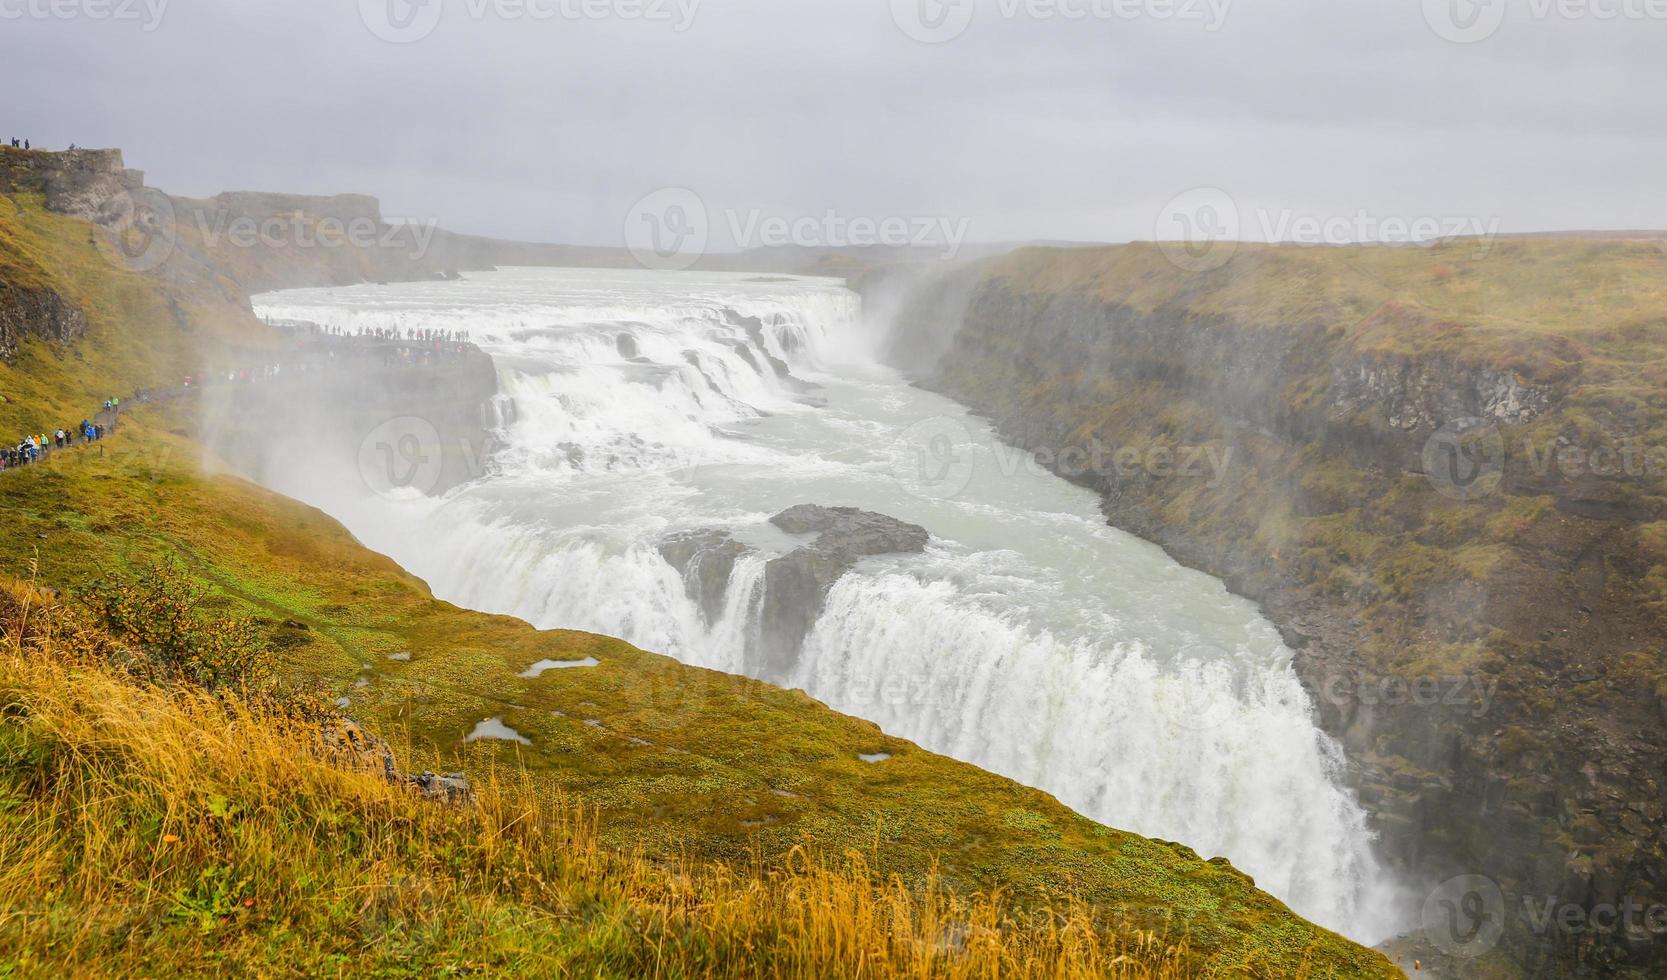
{"left": 659, "top": 529, "right": 748, "bottom": 626}
{"left": 771, "top": 504, "right": 930, "bottom": 553}
{"left": 721, "top": 309, "right": 812, "bottom": 389}
{"left": 755, "top": 506, "right": 928, "bottom": 681}
{"left": 660, "top": 506, "right": 930, "bottom": 683}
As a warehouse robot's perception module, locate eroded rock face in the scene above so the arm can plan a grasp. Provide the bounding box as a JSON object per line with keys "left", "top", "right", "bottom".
{"left": 661, "top": 506, "right": 930, "bottom": 682}
{"left": 660, "top": 529, "right": 748, "bottom": 627}
{"left": 0, "top": 284, "right": 86, "bottom": 359}
{"left": 1329, "top": 353, "right": 1555, "bottom": 431}
{"left": 0, "top": 148, "right": 147, "bottom": 224}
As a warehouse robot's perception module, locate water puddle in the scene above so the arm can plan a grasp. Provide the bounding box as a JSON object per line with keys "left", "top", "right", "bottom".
{"left": 519, "top": 657, "right": 601, "bottom": 678}
{"left": 465, "top": 717, "right": 531, "bottom": 745}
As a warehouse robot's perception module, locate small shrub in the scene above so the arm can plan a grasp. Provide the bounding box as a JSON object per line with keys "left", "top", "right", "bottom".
{"left": 80, "top": 560, "right": 272, "bottom": 692}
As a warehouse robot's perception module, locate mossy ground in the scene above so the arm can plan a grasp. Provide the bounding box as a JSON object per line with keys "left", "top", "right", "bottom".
{"left": 5, "top": 581, "right": 1206, "bottom": 978}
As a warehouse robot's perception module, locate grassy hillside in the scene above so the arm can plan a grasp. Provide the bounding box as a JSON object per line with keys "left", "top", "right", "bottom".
{"left": 0, "top": 185, "right": 260, "bottom": 435}
{"left": 0, "top": 166, "right": 1397, "bottom": 975}
{"left": 0, "top": 577, "right": 1214, "bottom": 978}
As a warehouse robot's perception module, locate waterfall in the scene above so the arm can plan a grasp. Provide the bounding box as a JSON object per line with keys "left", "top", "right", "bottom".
{"left": 251, "top": 266, "right": 1404, "bottom": 943}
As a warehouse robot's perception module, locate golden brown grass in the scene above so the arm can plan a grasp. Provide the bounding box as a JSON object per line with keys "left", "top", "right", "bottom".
{"left": 0, "top": 579, "right": 1256, "bottom": 979}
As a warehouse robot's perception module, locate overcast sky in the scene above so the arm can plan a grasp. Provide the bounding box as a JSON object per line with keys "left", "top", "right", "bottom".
{"left": 3, "top": 0, "right": 1665, "bottom": 249}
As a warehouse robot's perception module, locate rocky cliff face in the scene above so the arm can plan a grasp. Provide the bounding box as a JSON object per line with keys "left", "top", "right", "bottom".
{"left": 0, "top": 147, "right": 146, "bottom": 225}
{"left": 873, "top": 242, "right": 1667, "bottom": 978}
{"left": 0, "top": 282, "right": 85, "bottom": 359}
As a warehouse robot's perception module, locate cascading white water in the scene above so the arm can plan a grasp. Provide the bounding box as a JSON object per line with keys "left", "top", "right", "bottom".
{"left": 253, "top": 266, "right": 1404, "bottom": 942}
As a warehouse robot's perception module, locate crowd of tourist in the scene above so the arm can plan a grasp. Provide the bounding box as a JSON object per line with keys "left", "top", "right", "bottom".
{"left": 2, "top": 321, "right": 481, "bottom": 475}
{"left": 2, "top": 401, "right": 118, "bottom": 472}
{"left": 262, "top": 318, "right": 479, "bottom": 364}
{"left": 287, "top": 322, "right": 471, "bottom": 345}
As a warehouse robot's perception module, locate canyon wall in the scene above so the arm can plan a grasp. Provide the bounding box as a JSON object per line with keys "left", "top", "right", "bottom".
{"left": 867, "top": 242, "right": 1667, "bottom": 977}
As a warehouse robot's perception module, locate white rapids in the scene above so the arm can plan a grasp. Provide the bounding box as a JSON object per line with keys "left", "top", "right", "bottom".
{"left": 252, "top": 266, "right": 1404, "bottom": 942}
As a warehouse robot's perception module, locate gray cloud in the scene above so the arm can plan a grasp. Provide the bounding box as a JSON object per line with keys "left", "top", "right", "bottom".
{"left": 2, "top": 0, "right": 1664, "bottom": 247}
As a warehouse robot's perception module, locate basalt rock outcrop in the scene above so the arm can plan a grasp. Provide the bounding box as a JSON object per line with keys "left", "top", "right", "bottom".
{"left": 757, "top": 505, "right": 929, "bottom": 676}
{"left": 661, "top": 506, "right": 930, "bottom": 682}
{"left": 870, "top": 241, "right": 1667, "bottom": 978}
{"left": 659, "top": 529, "right": 748, "bottom": 627}
{"left": 0, "top": 147, "right": 146, "bottom": 224}
{"left": 0, "top": 282, "right": 85, "bottom": 359}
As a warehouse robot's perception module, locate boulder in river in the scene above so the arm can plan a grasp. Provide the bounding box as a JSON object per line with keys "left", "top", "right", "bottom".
{"left": 661, "top": 505, "right": 929, "bottom": 683}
